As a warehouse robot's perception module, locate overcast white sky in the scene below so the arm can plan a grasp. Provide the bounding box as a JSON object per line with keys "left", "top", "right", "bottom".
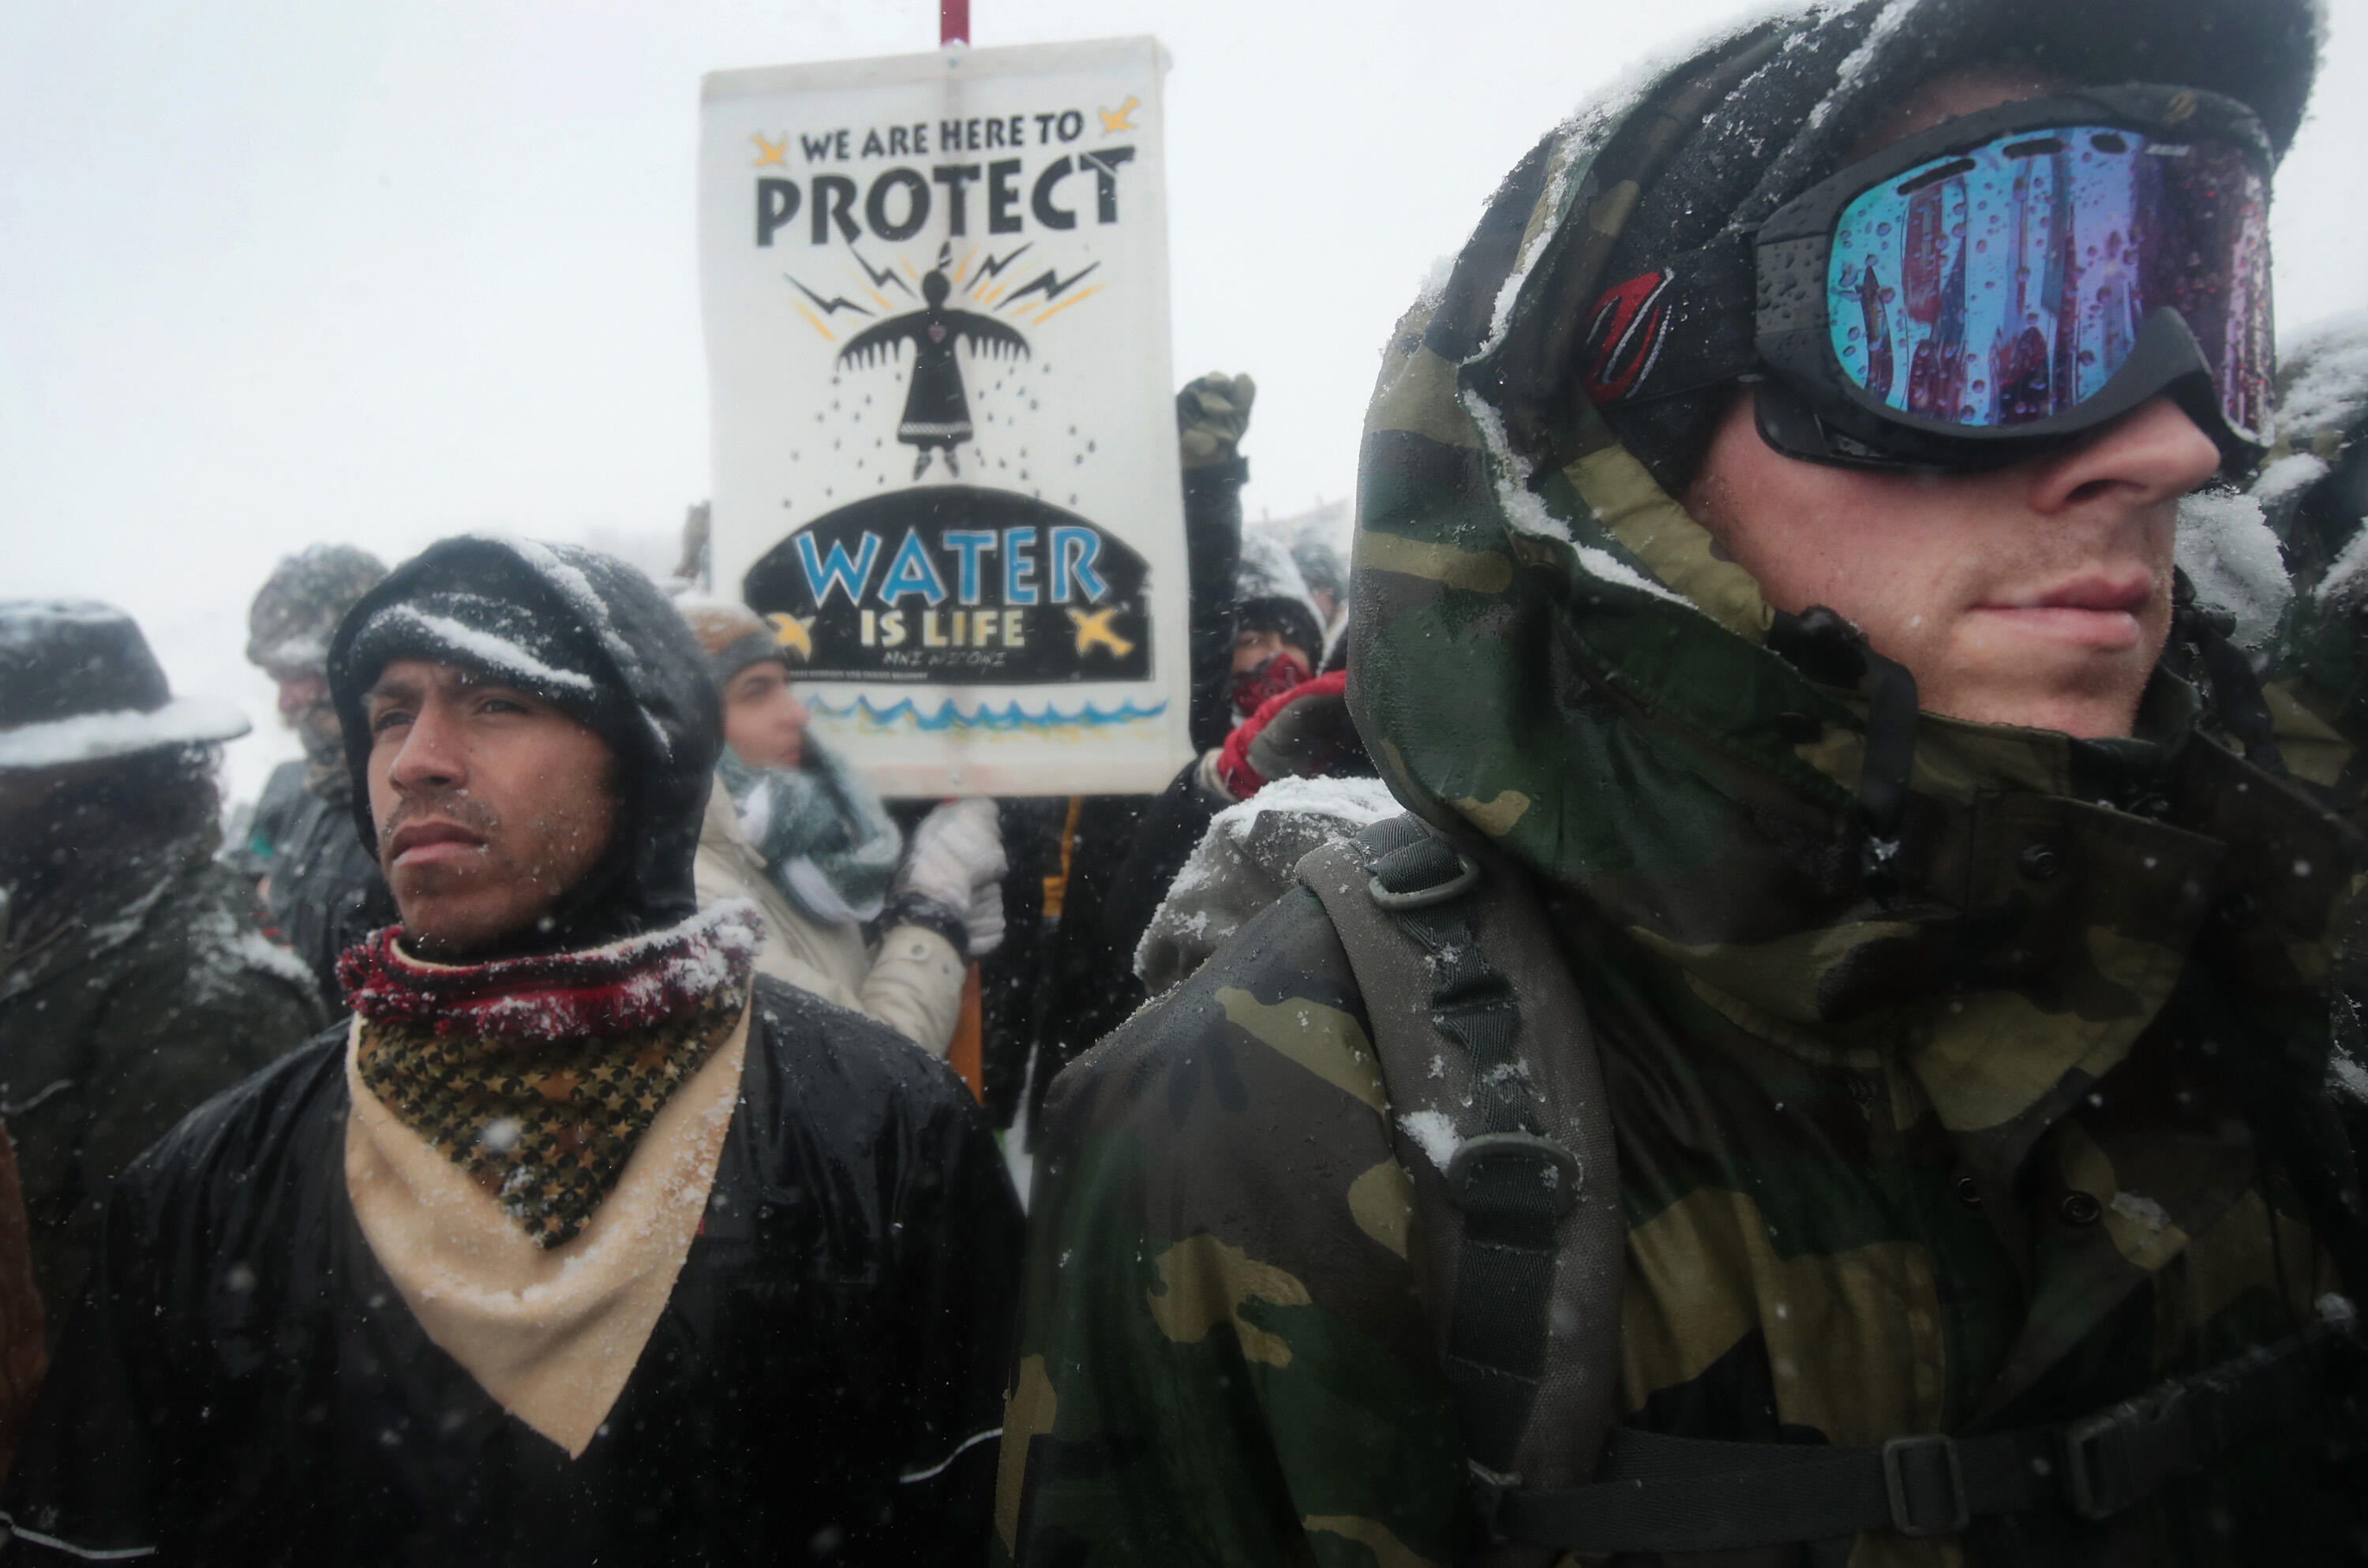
{"left": 7, "top": 0, "right": 2366, "bottom": 804}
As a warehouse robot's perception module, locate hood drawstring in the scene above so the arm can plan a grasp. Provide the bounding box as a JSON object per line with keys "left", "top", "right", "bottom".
{"left": 1768, "top": 606, "right": 1919, "bottom": 894}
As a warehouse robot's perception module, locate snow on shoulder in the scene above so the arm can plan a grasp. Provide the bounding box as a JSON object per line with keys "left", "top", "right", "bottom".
{"left": 2175, "top": 488, "right": 2292, "bottom": 649}
{"left": 2277, "top": 311, "right": 2368, "bottom": 450}
{"left": 1135, "top": 776, "right": 1404, "bottom": 994}
{"left": 1208, "top": 773, "right": 1403, "bottom": 850}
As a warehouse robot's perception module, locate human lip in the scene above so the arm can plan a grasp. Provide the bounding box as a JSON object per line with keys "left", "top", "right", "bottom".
{"left": 389, "top": 819, "right": 488, "bottom": 866}
{"left": 1972, "top": 572, "right": 2156, "bottom": 650}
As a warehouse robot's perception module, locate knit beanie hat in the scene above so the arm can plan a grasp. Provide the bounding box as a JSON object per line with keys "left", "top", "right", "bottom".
{"left": 328, "top": 536, "right": 725, "bottom": 953}
{"left": 341, "top": 578, "right": 628, "bottom": 746}
{"left": 1234, "top": 529, "right": 1325, "bottom": 666}
{"left": 678, "top": 600, "right": 792, "bottom": 689}
{"left": 247, "top": 544, "right": 388, "bottom": 674}
{"left": 1527, "top": 0, "right": 2321, "bottom": 497}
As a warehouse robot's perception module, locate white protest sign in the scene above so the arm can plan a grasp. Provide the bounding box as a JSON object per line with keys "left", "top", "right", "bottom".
{"left": 700, "top": 36, "right": 1187, "bottom": 798}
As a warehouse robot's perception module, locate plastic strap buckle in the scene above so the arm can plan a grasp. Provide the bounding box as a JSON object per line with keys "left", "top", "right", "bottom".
{"left": 2063, "top": 1386, "right": 2195, "bottom": 1521}
{"left": 1464, "top": 1460, "right": 1521, "bottom": 1540}
{"left": 1368, "top": 852, "right": 1482, "bottom": 911}
{"left": 1445, "top": 1132, "right": 1583, "bottom": 1218}
{"left": 1880, "top": 1434, "right": 1969, "bottom": 1538}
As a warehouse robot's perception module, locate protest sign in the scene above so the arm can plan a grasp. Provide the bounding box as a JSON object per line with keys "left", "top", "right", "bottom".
{"left": 700, "top": 36, "right": 1187, "bottom": 797}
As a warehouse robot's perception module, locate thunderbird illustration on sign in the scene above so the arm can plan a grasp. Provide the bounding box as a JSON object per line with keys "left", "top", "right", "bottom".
{"left": 835, "top": 258, "right": 1031, "bottom": 478}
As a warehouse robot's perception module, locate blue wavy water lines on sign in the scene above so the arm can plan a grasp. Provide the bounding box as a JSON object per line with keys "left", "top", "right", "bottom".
{"left": 805, "top": 695, "right": 1170, "bottom": 732}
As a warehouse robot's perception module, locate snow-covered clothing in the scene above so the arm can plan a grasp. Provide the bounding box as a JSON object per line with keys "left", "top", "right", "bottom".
{"left": 1, "top": 601, "right": 317, "bottom": 1342}
{"left": 0, "top": 602, "right": 248, "bottom": 773}
{"left": 1133, "top": 773, "right": 1403, "bottom": 995}
{"left": 339, "top": 904, "right": 762, "bottom": 1248}
{"left": 6, "top": 537, "right": 1023, "bottom": 1564}
{"left": 6, "top": 982, "right": 1021, "bottom": 1565}
{"left": 1002, "top": 2, "right": 2365, "bottom": 1563}
{"left": 0, "top": 821, "right": 325, "bottom": 1343}
{"left": 2254, "top": 316, "right": 2368, "bottom": 1054}
{"left": 694, "top": 782, "right": 967, "bottom": 1056}
{"left": 714, "top": 740, "right": 902, "bottom": 926}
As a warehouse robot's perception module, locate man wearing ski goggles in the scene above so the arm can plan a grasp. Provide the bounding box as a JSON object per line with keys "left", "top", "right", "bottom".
{"left": 1591, "top": 81, "right": 2274, "bottom": 477}
{"left": 1585, "top": 72, "right": 2277, "bottom": 740}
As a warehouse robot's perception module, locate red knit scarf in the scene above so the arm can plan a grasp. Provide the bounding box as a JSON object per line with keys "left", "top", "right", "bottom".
{"left": 339, "top": 904, "right": 762, "bottom": 1248}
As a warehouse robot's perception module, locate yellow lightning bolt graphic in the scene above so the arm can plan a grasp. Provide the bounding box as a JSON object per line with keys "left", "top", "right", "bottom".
{"left": 1032, "top": 286, "right": 1102, "bottom": 325}
{"left": 1098, "top": 96, "right": 1140, "bottom": 133}
{"left": 751, "top": 133, "right": 788, "bottom": 167}
{"left": 1066, "top": 607, "right": 1134, "bottom": 659}
{"left": 767, "top": 612, "right": 816, "bottom": 661}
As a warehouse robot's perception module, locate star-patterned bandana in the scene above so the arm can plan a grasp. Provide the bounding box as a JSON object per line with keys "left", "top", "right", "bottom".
{"left": 341, "top": 904, "right": 762, "bottom": 1248}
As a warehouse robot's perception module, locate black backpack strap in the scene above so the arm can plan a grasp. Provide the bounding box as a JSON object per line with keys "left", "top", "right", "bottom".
{"left": 1495, "top": 1321, "right": 2352, "bottom": 1552}
{"left": 1298, "top": 815, "right": 1624, "bottom": 1562}
{"left": 1302, "top": 818, "right": 2355, "bottom": 1557}
{"left": 1362, "top": 821, "right": 1572, "bottom": 1473}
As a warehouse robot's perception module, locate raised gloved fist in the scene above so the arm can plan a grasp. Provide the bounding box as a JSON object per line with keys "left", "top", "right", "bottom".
{"left": 1177, "top": 372, "right": 1257, "bottom": 470}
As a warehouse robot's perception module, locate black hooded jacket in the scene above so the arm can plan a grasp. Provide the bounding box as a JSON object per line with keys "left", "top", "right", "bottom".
{"left": 3, "top": 538, "right": 1026, "bottom": 1566}
{"left": 328, "top": 536, "right": 720, "bottom": 950}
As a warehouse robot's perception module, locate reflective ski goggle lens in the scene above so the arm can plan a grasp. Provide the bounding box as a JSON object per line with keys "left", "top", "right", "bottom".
{"left": 1826, "top": 125, "right": 2272, "bottom": 440}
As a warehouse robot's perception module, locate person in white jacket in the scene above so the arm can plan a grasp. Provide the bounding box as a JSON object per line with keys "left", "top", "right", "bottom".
{"left": 679, "top": 601, "right": 1005, "bottom": 1057}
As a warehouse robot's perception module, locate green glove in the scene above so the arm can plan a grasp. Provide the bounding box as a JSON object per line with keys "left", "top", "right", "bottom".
{"left": 1177, "top": 372, "right": 1257, "bottom": 470}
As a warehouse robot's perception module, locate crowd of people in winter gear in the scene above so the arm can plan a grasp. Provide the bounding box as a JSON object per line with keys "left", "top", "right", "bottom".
{"left": 4, "top": 0, "right": 2368, "bottom": 1560}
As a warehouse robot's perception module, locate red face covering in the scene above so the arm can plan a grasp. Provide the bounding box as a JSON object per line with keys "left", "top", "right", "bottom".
{"left": 1230, "top": 651, "right": 1312, "bottom": 723}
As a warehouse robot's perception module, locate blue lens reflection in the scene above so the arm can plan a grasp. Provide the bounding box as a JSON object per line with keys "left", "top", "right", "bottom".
{"left": 1827, "top": 125, "right": 2270, "bottom": 436}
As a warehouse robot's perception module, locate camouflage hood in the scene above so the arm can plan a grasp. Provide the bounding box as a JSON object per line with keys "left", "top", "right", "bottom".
{"left": 1349, "top": 0, "right": 2355, "bottom": 1147}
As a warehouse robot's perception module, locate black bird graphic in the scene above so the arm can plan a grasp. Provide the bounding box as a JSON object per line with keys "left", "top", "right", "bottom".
{"left": 837, "top": 264, "right": 1030, "bottom": 478}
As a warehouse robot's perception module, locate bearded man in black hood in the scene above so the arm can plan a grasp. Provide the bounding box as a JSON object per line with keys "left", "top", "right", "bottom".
{"left": 4, "top": 537, "right": 1025, "bottom": 1566}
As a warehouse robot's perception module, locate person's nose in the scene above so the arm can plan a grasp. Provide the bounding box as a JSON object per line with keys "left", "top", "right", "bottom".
{"left": 386, "top": 703, "right": 465, "bottom": 795}
{"left": 2023, "top": 395, "right": 2223, "bottom": 518}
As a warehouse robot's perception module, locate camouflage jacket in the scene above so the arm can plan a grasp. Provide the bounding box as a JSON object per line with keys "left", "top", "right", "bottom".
{"left": 999, "top": 13, "right": 2368, "bottom": 1566}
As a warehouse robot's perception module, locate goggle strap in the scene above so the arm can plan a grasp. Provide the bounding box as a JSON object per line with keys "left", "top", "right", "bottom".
{"left": 1578, "top": 233, "right": 1756, "bottom": 411}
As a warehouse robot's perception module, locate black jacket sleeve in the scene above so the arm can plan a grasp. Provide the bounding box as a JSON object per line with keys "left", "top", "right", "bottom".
{"left": 1183, "top": 457, "right": 1249, "bottom": 754}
